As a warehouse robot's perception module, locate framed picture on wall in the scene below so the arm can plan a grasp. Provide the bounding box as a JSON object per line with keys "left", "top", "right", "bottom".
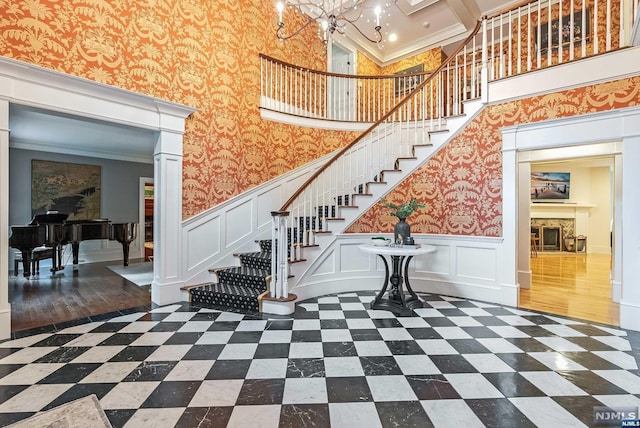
{"left": 535, "top": 9, "right": 591, "bottom": 55}
{"left": 394, "top": 64, "right": 424, "bottom": 97}
{"left": 31, "top": 159, "right": 101, "bottom": 220}
{"left": 531, "top": 172, "right": 570, "bottom": 200}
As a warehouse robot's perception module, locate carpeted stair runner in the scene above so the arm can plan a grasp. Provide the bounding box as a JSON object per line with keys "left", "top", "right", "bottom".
{"left": 189, "top": 196, "right": 363, "bottom": 312}
{"left": 190, "top": 240, "right": 272, "bottom": 312}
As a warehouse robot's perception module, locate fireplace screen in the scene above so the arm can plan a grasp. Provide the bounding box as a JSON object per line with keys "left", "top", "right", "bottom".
{"left": 541, "top": 226, "right": 562, "bottom": 251}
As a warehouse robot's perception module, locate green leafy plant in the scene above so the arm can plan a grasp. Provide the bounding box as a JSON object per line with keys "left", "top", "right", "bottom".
{"left": 380, "top": 197, "right": 425, "bottom": 219}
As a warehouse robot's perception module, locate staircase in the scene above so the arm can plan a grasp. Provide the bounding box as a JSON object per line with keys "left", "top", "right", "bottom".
{"left": 183, "top": 122, "right": 468, "bottom": 312}
{"left": 189, "top": 239, "right": 272, "bottom": 312}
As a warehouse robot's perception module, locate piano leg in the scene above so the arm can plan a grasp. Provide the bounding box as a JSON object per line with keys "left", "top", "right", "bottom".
{"left": 20, "top": 250, "right": 32, "bottom": 278}
{"left": 71, "top": 242, "right": 80, "bottom": 269}
{"left": 55, "top": 244, "right": 65, "bottom": 271}
{"left": 121, "top": 242, "right": 130, "bottom": 266}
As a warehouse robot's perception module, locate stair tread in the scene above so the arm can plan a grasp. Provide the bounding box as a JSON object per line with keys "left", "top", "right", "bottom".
{"left": 218, "top": 265, "right": 269, "bottom": 276}
{"left": 202, "top": 282, "right": 264, "bottom": 297}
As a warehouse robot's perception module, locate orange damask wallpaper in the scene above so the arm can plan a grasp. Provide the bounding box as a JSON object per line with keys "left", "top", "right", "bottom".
{"left": 346, "top": 75, "right": 640, "bottom": 236}
{"left": 0, "top": 0, "right": 357, "bottom": 218}
{"left": 510, "top": 0, "right": 621, "bottom": 72}
{"left": 356, "top": 48, "right": 443, "bottom": 76}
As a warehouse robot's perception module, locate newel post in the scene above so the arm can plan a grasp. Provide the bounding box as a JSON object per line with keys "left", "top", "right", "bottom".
{"left": 481, "top": 17, "right": 489, "bottom": 103}
{"left": 271, "top": 211, "right": 290, "bottom": 299}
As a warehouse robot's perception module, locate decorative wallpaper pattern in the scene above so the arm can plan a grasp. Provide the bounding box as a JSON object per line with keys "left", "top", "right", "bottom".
{"left": 356, "top": 48, "right": 443, "bottom": 76}
{"left": 0, "top": 0, "right": 357, "bottom": 218}
{"left": 346, "top": 75, "right": 640, "bottom": 236}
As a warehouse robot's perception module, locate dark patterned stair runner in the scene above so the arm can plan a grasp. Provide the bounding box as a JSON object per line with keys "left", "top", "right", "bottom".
{"left": 190, "top": 240, "right": 272, "bottom": 312}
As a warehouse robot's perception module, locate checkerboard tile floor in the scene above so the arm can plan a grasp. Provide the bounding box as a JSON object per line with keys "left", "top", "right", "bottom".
{"left": 0, "top": 291, "right": 639, "bottom": 427}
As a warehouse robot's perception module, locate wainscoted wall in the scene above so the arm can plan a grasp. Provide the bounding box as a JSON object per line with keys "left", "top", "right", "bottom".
{"left": 181, "top": 151, "right": 338, "bottom": 286}
{"left": 288, "top": 234, "right": 515, "bottom": 307}
{"left": 0, "top": 0, "right": 356, "bottom": 219}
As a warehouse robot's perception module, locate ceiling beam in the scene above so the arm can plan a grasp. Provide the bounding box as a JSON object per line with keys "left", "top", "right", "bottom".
{"left": 445, "top": 0, "right": 481, "bottom": 31}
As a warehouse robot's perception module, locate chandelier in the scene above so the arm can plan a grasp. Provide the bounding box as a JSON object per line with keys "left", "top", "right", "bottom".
{"left": 276, "top": 1, "right": 393, "bottom": 44}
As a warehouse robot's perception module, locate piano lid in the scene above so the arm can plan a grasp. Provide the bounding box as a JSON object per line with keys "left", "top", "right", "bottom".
{"left": 29, "top": 212, "right": 69, "bottom": 225}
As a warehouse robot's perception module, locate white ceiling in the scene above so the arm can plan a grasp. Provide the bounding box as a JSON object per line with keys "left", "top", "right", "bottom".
{"left": 9, "top": 104, "right": 156, "bottom": 164}
{"left": 342, "top": 0, "right": 522, "bottom": 64}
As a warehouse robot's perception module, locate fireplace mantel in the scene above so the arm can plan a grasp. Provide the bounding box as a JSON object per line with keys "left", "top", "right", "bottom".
{"left": 530, "top": 203, "right": 594, "bottom": 208}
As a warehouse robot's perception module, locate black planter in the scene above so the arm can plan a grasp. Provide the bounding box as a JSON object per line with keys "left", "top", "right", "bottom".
{"left": 394, "top": 218, "right": 410, "bottom": 244}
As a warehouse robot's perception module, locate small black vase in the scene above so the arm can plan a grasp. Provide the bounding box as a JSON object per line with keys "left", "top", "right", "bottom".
{"left": 394, "top": 218, "right": 411, "bottom": 243}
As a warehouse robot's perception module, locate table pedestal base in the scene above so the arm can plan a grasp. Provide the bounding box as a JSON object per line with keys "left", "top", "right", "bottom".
{"left": 371, "top": 295, "right": 423, "bottom": 316}
{"left": 370, "top": 253, "right": 424, "bottom": 316}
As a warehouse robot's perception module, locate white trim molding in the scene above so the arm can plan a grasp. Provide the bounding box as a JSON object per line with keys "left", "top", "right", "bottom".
{"left": 502, "top": 106, "right": 640, "bottom": 332}
{"left": 0, "top": 56, "right": 196, "bottom": 337}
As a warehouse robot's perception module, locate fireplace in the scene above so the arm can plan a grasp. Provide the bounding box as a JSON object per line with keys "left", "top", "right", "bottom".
{"left": 541, "top": 226, "right": 562, "bottom": 251}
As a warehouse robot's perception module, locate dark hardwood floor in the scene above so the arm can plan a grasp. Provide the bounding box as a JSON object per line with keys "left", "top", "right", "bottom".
{"left": 9, "top": 259, "right": 152, "bottom": 333}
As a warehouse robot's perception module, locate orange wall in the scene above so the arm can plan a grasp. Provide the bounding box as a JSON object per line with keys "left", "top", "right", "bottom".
{"left": 346, "top": 75, "right": 640, "bottom": 236}
{"left": 357, "top": 48, "right": 444, "bottom": 75}
{"left": 510, "top": 0, "right": 622, "bottom": 71}
{"left": 0, "top": 0, "right": 357, "bottom": 218}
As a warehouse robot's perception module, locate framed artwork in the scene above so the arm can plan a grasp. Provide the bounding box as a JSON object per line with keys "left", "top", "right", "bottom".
{"left": 394, "top": 64, "right": 424, "bottom": 97}
{"left": 531, "top": 172, "right": 570, "bottom": 200}
{"left": 535, "top": 9, "right": 591, "bottom": 55}
{"left": 31, "top": 160, "right": 101, "bottom": 220}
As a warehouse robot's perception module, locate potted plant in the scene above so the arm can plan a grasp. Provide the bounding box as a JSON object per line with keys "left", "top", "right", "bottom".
{"left": 380, "top": 197, "right": 426, "bottom": 243}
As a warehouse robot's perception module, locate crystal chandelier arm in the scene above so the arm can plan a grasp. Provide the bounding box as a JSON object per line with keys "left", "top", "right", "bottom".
{"left": 276, "top": 18, "right": 318, "bottom": 41}
{"left": 348, "top": 23, "right": 382, "bottom": 44}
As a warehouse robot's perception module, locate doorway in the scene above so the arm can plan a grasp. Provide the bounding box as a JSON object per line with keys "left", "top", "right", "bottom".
{"left": 518, "top": 154, "right": 618, "bottom": 325}
{"left": 140, "top": 178, "right": 154, "bottom": 261}
{"left": 329, "top": 42, "right": 356, "bottom": 121}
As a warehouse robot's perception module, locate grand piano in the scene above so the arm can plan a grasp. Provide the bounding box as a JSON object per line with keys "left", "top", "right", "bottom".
{"left": 9, "top": 212, "right": 137, "bottom": 278}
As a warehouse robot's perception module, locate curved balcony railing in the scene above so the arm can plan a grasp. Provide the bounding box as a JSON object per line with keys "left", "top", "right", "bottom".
{"left": 260, "top": 55, "right": 433, "bottom": 124}
{"left": 266, "top": 0, "right": 638, "bottom": 299}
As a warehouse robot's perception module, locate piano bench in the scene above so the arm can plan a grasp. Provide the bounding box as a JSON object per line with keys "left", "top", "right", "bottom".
{"left": 31, "top": 247, "right": 54, "bottom": 274}
{"left": 14, "top": 252, "right": 22, "bottom": 276}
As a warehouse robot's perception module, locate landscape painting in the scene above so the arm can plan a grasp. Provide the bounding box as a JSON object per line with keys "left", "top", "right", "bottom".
{"left": 32, "top": 160, "right": 101, "bottom": 220}
{"left": 531, "top": 172, "right": 570, "bottom": 200}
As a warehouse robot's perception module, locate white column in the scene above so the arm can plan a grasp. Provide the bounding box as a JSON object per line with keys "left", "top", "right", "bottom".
{"left": 151, "top": 129, "right": 184, "bottom": 306}
{"left": 501, "top": 129, "right": 519, "bottom": 306}
{"left": 620, "top": 135, "right": 640, "bottom": 331}
{"left": 0, "top": 100, "right": 10, "bottom": 339}
{"left": 517, "top": 160, "right": 532, "bottom": 289}
{"left": 611, "top": 154, "right": 622, "bottom": 302}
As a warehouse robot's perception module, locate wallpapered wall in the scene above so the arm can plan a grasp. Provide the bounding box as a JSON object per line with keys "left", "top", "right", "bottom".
{"left": 510, "top": 0, "right": 621, "bottom": 71}
{"left": 0, "top": 0, "right": 358, "bottom": 218}
{"left": 346, "top": 76, "right": 640, "bottom": 236}
{"left": 357, "top": 48, "right": 444, "bottom": 76}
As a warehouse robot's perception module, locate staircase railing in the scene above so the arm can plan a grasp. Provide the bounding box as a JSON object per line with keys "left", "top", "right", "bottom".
{"left": 268, "top": 21, "right": 484, "bottom": 299}
{"left": 266, "top": 0, "right": 638, "bottom": 299}
{"left": 260, "top": 54, "right": 433, "bottom": 123}
{"left": 483, "top": 0, "right": 637, "bottom": 81}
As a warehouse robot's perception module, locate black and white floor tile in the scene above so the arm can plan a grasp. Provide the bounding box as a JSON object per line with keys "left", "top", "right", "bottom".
{"left": 0, "top": 291, "right": 639, "bottom": 427}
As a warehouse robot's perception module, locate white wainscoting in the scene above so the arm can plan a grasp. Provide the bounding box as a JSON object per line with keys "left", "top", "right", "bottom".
{"left": 286, "top": 234, "right": 516, "bottom": 307}
{"left": 181, "top": 151, "right": 338, "bottom": 286}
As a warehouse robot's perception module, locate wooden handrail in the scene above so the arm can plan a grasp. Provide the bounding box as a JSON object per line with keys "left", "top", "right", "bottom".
{"left": 260, "top": 53, "right": 433, "bottom": 81}
{"left": 279, "top": 19, "right": 483, "bottom": 212}
{"left": 484, "top": 0, "right": 537, "bottom": 19}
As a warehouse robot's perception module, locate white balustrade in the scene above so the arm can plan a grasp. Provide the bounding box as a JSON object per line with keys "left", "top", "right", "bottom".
{"left": 266, "top": 0, "right": 636, "bottom": 298}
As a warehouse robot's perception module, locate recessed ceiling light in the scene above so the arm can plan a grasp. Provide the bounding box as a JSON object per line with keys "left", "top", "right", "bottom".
{"left": 389, "top": 33, "right": 398, "bottom": 42}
